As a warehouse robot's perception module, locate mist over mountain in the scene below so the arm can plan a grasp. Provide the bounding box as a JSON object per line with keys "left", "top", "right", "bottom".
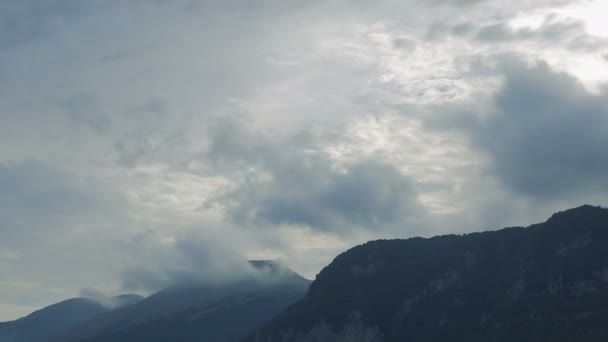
{"left": 3, "top": 0, "right": 608, "bottom": 328}
{"left": 245, "top": 205, "right": 608, "bottom": 342}
{"left": 0, "top": 294, "right": 142, "bottom": 342}
{"left": 54, "top": 260, "right": 310, "bottom": 342}
{"left": 3, "top": 206, "right": 608, "bottom": 342}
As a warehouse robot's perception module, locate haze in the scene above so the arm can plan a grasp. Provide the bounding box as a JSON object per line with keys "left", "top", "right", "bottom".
{"left": 1, "top": 0, "right": 608, "bottom": 321}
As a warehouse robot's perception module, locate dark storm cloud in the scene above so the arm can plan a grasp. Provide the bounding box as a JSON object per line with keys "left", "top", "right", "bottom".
{"left": 469, "top": 59, "right": 608, "bottom": 198}
{"left": 253, "top": 160, "right": 421, "bottom": 229}
{"left": 205, "top": 118, "right": 426, "bottom": 232}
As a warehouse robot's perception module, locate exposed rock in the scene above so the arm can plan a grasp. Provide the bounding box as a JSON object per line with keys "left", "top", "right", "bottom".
{"left": 556, "top": 232, "right": 591, "bottom": 256}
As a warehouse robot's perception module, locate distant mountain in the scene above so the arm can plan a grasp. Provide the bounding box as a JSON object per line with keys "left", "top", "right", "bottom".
{"left": 55, "top": 260, "right": 310, "bottom": 342}
{"left": 245, "top": 205, "right": 608, "bottom": 342}
{"left": 0, "top": 294, "right": 142, "bottom": 342}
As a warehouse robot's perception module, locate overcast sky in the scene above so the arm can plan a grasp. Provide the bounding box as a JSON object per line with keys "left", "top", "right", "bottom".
{"left": 1, "top": 0, "right": 608, "bottom": 321}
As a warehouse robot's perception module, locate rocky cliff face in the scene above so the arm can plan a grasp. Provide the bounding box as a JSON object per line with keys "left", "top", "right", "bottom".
{"left": 244, "top": 205, "right": 608, "bottom": 342}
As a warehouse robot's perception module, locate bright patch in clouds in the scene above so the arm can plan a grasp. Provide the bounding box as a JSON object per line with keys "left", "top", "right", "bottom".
{"left": 580, "top": 0, "right": 608, "bottom": 37}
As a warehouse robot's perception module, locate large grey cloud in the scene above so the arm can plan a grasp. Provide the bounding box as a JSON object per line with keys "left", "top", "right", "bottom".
{"left": 203, "top": 117, "right": 427, "bottom": 232}
{"left": 476, "top": 16, "right": 608, "bottom": 51}
{"left": 428, "top": 17, "right": 607, "bottom": 55}
{"left": 238, "top": 158, "right": 423, "bottom": 230}
{"left": 468, "top": 59, "right": 608, "bottom": 198}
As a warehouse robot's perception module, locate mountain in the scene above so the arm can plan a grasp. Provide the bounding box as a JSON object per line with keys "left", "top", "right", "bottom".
{"left": 55, "top": 260, "right": 310, "bottom": 342}
{"left": 0, "top": 294, "right": 142, "bottom": 342}
{"left": 245, "top": 205, "right": 608, "bottom": 342}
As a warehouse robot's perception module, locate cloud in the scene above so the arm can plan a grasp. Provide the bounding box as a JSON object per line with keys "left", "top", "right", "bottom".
{"left": 120, "top": 235, "right": 254, "bottom": 292}
{"left": 117, "top": 227, "right": 309, "bottom": 293}
{"left": 475, "top": 15, "right": 608, "bottom": 51}
{"left": 249, "top": 159, "right": 423, "bottom": 230}
{"left": 0, "top": 160, "right": 118, "bottom": 233}
{"left": 0, "top": 1, "right": 92, "bottom": 48}
{"left": 61, "top": 93, "right": 112, "bottom": 134}
{"left": 203, "top": 117, "right": 427, "bottom": 233}
{"left": 466, "top": 58, "right": 608, "bottom": 198}
{"left": 0, "top": 160, "right": 135, "bottom": 308}
{"left": 477, "top": 17, "right": 581, "bottom": 41}
{"left": 2, "top": 0, "right": 608, "bottom": 321}
{"left": 427, "top": 11, "right": 608, "bottom": 57}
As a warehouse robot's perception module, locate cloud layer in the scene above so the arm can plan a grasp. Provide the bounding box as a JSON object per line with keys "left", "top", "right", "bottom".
{"left": 1, "top": 0, "right": 608, "bottom": 319}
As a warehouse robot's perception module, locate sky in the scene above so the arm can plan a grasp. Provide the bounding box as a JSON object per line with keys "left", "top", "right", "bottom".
{"left": 1, "top": 0, "right": 608, "bottom": 321}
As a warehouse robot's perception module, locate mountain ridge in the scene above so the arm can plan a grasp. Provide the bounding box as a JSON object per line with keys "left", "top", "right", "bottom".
{"left": 54, "top": 261, "right": 310, "bottom": 342}
{"left": 0, "top": 294, "right": 142, "bottom": 342}
{"left": 244, "top": 205, "right": 608, "bottom": 342}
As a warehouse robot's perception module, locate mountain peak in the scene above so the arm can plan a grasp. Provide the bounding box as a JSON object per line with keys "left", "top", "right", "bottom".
{"left": 0, "top": 294, "right": 141, "bottom": 342}
{"left": 245, "top": 206, "right": 608, "bottom": 342}
{"left": 248, "top": 259, "right": 282, "bottom": 270}
{"left": 54, "top": 262, "right": 310, "bottom": 342}
{"left": 248, "top": 260, "right": 310, "bottom": 287}
{"left": 546, "top": 204, "right": 608, "bottom": 223}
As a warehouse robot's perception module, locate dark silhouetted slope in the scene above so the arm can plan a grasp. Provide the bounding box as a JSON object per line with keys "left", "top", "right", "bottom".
{"left": 0, "top": 295, "right": 142, "bottom": 342}
{"left": 245, "top": 205, "right": 608, "bottom": 342}
{"left": 55, "top": 261, "right": 310, "bottom": 342}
